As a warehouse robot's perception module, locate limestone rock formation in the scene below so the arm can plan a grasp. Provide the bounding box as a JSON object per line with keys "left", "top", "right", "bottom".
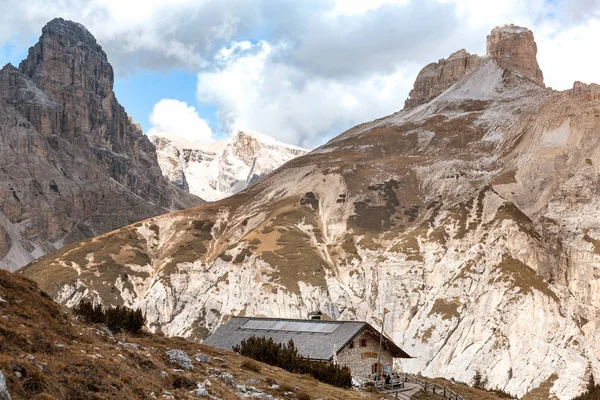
{"left": 151, "top": 131, "right": 307, "bottom": 202}
{"left": 486, "top": 24, "right": 544, "bottom": 87}
{"left": 404, "top": 49, "right": 483, "bottom": 109}
{"left": 0, "top": 18, "right": 200, "bottom": 271}
{"left": 405, "top": 24, "right": 544, "bottom": 109}
{"left": 22, "top": 24, "right": 600, "bottom": 399}
{"left": 572, "top": 81, "right": 600, "bottom": 99}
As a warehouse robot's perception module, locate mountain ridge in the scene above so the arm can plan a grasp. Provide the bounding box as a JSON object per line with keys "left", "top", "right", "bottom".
{"left": 0, "top": 18, "right": 201, "bottom": 271}
{"left": 20, "top": 22, "right": 600, "bottom": 399}
{"left": 151, "top": 130, "right": 308, "bottom": 201}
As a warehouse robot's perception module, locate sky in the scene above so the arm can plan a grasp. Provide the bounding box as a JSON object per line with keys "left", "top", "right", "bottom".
{"left": 1, "top": 0, "right": 600, "bottom": 149}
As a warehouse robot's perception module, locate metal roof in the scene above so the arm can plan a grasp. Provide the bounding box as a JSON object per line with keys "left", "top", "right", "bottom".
{"left": 202, "top": 317, "right": 411, "bottom": 361}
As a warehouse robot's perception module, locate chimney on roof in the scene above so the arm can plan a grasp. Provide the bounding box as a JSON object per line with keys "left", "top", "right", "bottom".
{"left": 308, "top": 311, "right": 331, "bottom": 320}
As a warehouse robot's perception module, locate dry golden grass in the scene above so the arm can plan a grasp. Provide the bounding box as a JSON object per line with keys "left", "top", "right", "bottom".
{"left": 521, "top": 374, "right": 559, "bottom": 400}
{"left": 428, "top": 378, "right": 513, "bottom": 400}
{"left": 428, "top": 298, "right": 462, "bottom": 321}
{"left": 0, "top": 269, "right": 395, "bottom": 400}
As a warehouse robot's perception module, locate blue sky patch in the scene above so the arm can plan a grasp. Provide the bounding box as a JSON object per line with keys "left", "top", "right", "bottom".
{"left": 114, "top": 69, "right": 218, "bottom": 136}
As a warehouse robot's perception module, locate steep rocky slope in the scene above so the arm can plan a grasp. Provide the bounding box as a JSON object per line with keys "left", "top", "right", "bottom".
{"left": 0, "top": 269, "right": 402, "bottom": 400}
{"left": 21, "top": 24, "right": 600, "bottom": 399}
{"left": 0, "top": 19, "right": 200, "bottom": 271}
{"left": 151, "top": 131, "right": 307, "bottom": 202}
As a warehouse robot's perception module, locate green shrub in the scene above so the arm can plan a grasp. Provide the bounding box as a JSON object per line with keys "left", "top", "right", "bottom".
{"left": 297, "top": 393, "right": 311, "bottom": 400}
{"left": 170, "top": 374, "right": 197, "bottom": 390}
{"left": 233, "top": 336, "right": 351, "bottom": 388}
{"left": 472, "top": 370, "right": 488, "bottom": 389}
{"left": 572, "top": 373, "right": 600, "bottom": 400}
{"left": 73, "top": 300, "right": 146, "bottom": 333}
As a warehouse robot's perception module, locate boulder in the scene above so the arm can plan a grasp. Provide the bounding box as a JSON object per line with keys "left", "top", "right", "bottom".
{"left": 165, "top": 349, "right": 193, "bottom": 370}
{"left": 0, "top": 371, "right": 11, "bottom": 400}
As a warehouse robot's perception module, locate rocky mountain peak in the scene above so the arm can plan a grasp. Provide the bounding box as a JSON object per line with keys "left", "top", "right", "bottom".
{"left": 571, "top": 81, "right": 600, "bottom": 99}
{"left": 404, "top": 24, "right": 545, "bottom": 110}
{"left": 1, "top": 63, "right": 16, "bottom": 72}
{"left": 0, "top": 19, "right": 200, "bottom": 270}
{"left": 230, "top": 130, "right": 305, "bottom": 160}
{"left": 486, "top": 24, "right": 544, "bottom": 87}
{"left": 403, "top": 48, "right": 483, "bottom": 109}
{"left": 19, "top": 18, "right": 111, "bottom": 91}
{"left": 43, "top": 17, "right": 100, "bottom": 50}
{"left": 151, "top": 130, "right": 307, "bottom": 201}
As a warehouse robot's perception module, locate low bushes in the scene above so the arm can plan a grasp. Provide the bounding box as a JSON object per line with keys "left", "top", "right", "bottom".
{"left": 233, "top": 336, "right": 351, "bottom": 388}
{"left": 73, "top": 300, "right": 146, "bottom": 333}
{"left": 572, "top": 374, "right": 600, "bottom": 400}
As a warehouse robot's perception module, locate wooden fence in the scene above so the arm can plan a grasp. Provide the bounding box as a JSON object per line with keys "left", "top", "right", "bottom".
{"left": 374, "top": 374, "right": 466, "bottom": 400}
{"left": 405, "top": 374, "right": 466, "bottom": 400}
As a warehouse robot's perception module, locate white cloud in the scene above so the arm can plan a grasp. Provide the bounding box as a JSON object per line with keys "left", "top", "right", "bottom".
{"left": 148, "top": 99, "right": 213, "bottom": 142}
{"left": 329, "top": 0, "right": 410, "bottom": 16}
{"left": 439, "top": 0, "right": 600, "bottom": 90}
{"left": 4, "top": 0, "right": 600, "bottom": 147}
{"left": 197, "top": 40, "right": 418, "bottom": 148}
{"left": 536, "top": 18, "right": 600, "bottom": 89}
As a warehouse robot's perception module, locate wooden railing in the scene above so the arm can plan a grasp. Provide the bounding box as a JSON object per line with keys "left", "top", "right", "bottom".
{"left": 402, "top": 374, "right": 466, "bottom": 400}
{"left": 373, "top": 374, "right": 466, "bottom": 400}
{"left": 373, "top": 377, "right": 405, "bottom": 391}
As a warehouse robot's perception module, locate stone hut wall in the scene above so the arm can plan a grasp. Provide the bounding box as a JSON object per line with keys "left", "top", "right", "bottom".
{"left": 336, "top": 330, "right": 393, "bottom": 378}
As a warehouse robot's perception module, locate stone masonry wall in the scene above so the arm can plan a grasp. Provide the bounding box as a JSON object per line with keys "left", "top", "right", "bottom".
{"left": 336, "top": 330, "right": 393, "bottom": 378}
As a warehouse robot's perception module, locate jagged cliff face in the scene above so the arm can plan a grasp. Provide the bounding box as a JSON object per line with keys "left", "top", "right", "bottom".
{"left": 150, "top": 131, "right": 307, "bottom": 202}
{"left": 20, "top": 24, "right": 600, "bottom": 399}
{"left": 404, "top": 24, "right": 544, "bottom": 110}
{"left": 0, "top": 18, "right": 200, "bottom": 271}
{"left": 404, "top": 49, "right": 483, "bottom": 109}
{"left": 486, "top": 24, "right": 544, "bottom": 87}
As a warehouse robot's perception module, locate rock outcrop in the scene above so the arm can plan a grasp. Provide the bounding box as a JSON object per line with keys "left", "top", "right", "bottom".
{"left": 404, "top": 49, "right": 483, "bottom": 109}
{"left": 0, "top": 370, "right": 10, "bottom": 400}
{"left": 22, "top": 24, "right": 600, "bottom": 399}
{"left": 405, "top": 24, "right": 544, "bottom": 109}
{"left": 486, "top": 24, "right": 544, "bottom": 87}
{"left": 571, "top": 81, "right": 600, "bottom": 99}
{"left": 0, "top": 18, "right": 201, "bottom": 271}
{"left": 151, "top": 131, "right": 307, "bottom": 202}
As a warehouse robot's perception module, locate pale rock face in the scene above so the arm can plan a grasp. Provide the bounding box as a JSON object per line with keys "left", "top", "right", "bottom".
{"left": 0, "top": 19, "right": 200, "bottom": 271}
{"left": 486, "top": 24, "right": 544, "bottom": 87}
{"left": 404, "top": 49, "right": 483, "bottom": 109}
{"left": 572, "top": 81, "right": 600, "bottom": 99}
{"left": 151, "top": 131, "right": 307, "bottom": 202}
{"left": 405, "top": 24, "right": 544, "bottom": 110}
{"left": 22, "top": 24, "right": 600, "bottom": 400}
{"left": 0, "top": 370, "right": 10, "bottom": 400}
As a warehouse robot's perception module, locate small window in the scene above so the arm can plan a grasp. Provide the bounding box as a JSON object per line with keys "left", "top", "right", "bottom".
{"left": 349, "top": 340, "right": 354, "bottom": 349}
{"left": 360, "top": 339, "right": 367, "bottom": 347}
{"left": 372, "top": 363, "right": 379, "bottom": 374}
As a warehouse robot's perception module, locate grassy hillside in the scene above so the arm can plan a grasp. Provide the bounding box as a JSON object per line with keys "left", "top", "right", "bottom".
{"left": 0, "top": 269, "right": 394, "bottom": 400}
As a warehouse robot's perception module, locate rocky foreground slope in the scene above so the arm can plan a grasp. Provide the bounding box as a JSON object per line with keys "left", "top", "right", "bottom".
{"left": 21, "top": 24, "right": 600, "bottom": 399}
{"left": 0, "top": 269, "right": 413, "bottom": 400}
{"left": 0, "top": 19, "right": 200, "bottom": 271}
{"left": 151, "top": 131, "right": 307, "bottom": 202}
